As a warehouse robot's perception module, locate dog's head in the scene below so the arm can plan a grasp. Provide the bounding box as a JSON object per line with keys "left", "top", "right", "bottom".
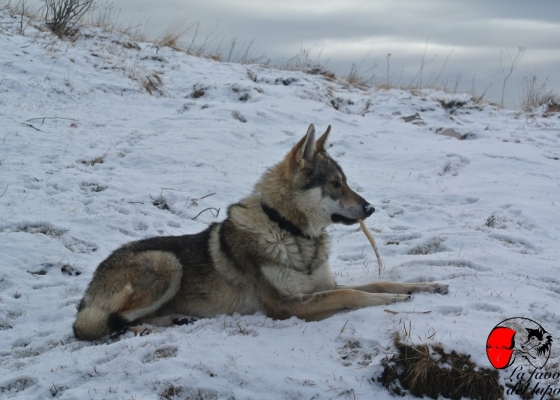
{"left": 286, "top": 124, "right": 375, "bottom": 227}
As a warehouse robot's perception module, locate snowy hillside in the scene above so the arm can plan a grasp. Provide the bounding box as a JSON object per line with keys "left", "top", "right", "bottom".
{"left": 1, "top": 8, "right": 560, "bottom": 399}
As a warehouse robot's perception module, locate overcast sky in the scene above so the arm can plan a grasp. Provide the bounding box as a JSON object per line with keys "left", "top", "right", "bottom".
{"left": 109, "top": 0, "right": 560, "bottom": 107}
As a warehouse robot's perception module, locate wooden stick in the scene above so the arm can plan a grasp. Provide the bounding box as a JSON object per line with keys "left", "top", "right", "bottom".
{"left": 191, "top": 207, "right": 220, "bottom": 220}
{"left": 358, "top": 219, "right": 383, "bottom": 276}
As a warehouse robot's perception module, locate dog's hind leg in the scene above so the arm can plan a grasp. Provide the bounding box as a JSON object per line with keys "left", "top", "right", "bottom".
{"left": 73, "top": 251, "right": 183, "bottom": 341}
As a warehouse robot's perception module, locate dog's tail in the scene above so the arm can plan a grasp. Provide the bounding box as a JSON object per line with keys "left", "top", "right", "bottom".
{"left": 73, "top": 307, "right": 129, "bottom": 341}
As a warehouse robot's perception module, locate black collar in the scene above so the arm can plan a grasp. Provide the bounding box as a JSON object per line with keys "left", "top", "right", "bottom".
{"left": 261, "top": 201, "right": 315, "bottom": 240}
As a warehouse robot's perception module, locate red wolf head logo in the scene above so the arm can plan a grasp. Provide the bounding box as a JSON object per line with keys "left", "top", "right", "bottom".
{"left": 487, "top": 318, "right": 552, "bottom": 369}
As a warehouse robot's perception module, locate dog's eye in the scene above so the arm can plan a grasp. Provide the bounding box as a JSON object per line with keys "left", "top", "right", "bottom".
{"left": 331, "top": 180, "right": 341, "bottom": 188}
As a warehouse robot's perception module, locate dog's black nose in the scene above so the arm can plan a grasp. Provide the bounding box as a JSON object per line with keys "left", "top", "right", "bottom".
{"left": 364, "top": 203, "right": 375, "bottom": 217}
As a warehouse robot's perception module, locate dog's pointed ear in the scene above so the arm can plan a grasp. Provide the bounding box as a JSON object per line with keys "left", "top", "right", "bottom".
{"left": 288, "top": 124, "right": 317, "bottom": 172}
{"left": 316, "top": 125, "right": 331, "bottom": 152}
{"left": 292, "top": 124, "right": 316, "bottom": 167}
{"left": 301, "top": 124, "right": 316, "bottom": 163}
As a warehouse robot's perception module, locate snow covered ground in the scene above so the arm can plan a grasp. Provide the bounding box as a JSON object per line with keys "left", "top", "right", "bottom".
{"left": 1, "top": 7, "right": 560, "bottom": 399}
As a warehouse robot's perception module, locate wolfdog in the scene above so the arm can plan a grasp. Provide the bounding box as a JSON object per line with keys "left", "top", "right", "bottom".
{"left": 73, "top": 124, "right": 448, "bottom": 340}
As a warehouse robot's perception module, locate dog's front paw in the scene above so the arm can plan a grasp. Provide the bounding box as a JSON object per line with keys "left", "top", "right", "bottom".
{"left": 422, "top": 283, "right": 449, "bottom": 294}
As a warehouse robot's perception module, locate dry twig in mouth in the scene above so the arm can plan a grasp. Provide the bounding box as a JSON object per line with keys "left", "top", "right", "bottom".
{"left": 358, "top": 219, "right": 383, "bottom": 276}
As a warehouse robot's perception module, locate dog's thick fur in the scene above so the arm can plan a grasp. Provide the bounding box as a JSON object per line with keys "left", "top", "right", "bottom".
{"left": 74, "top": 125, "right": 448, "bottom": 341}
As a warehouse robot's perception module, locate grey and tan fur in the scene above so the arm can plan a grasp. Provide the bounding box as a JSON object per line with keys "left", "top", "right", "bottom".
{"left": 73, "top": 124, "right": 448, "bottom": 341}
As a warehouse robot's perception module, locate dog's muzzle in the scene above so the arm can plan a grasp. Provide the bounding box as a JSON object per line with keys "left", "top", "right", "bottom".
{"left": 364, "top": 203, "right": 375, "bottom": 217}
{"left": 331, "top": 202, "right": 375, "bottom": 225}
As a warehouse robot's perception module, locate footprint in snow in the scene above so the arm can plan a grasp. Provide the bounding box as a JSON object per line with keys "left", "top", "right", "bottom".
{"left": 469, "top": 302, "right": 504, "bottom": 313}
{"left": 60, "top": 237, "right": 98, "bottom": 254}
{"left": 437, "top": 305, "right": 463, "bottom": 316}
{"left": 438, "top": 154, "right": 470, "bottom": 176}
{"left": 144, "top": 346, "right": 178, "bottom": 363}
{"left": 81, "top": 182, "right": 107, "bottom": 192}
{"left": 132, "top": 221, "right": 149, "bottom": 231}
{"left": 487, "top": 233, "right": 537, "bottom": 254}
{"left": 337, "top": 339, "right": 377, "bottom": 367}
{"left": 6, "top": 223, "right": 67, "bottom": 238}
{"left": 407, "top": 237, "right": 448, "bottom": 255}
{"left": 231, "top": 110, "right": 247, "bottom": 123}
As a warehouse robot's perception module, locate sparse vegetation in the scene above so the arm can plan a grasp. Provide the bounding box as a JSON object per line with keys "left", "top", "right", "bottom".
{"left": 151, "top": 194, "right": 171, "bottom": 211}
{"left": 156, "top": 11, "right": 195, "bottom": 49}
{"left": 43, "top": 0, "right": 95, "bottom": 36}
{"left": 374, "top": 40, "right": 491, "bottom": 104}
{"left": 191, "top": 84, "right": 207, "bottom": 98}
{"left": 500, "top": 47, "right": 525, "bottom": 107}
{"left": 521, "top": 74, "right": 559, "bottom": 108}
{"left": 85, "top": 0, "right": 116, "bottom": 31}
{"left": 547, "top": 103, "right": 560, "bottom": 113}
{"left": 80, "top": 154, "right": 105, "bottom": 166}
{"left": 410, "top": 38, "right": 435, "bottom": 89}
{"left": 378, "top": 333, "right": 504, "bottom": 400}
{"left": 1, "top": 0, "right": 555, "bottom": 107}
{"left": 346, "top": 61, "right": 374, "bottom": 89}
{"left": 11, "top": 0, "right": 38, "bottom": 34}
{"left": 143, "top": 73, "right": 163, "bottom": 95}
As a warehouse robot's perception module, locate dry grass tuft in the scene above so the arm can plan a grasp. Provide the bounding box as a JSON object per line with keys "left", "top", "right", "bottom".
{"left": 378, "top": 333, "right": 504, "bottom": 400}
{"left": 522, "top": 74, "right": 559, "bottom": 109}
{"left": 157, "top": 32, "right": 182, "bottom": 49}
{"left": 143, "top": 73, "right": 163, "bottom": 95}
{"left": 159, "top": 384, "right": 182, "bottom": 400}
{"left": 157, "top": 14, "right": 195, "bottom": 50}
{"left": 547, "top": 103, "right": 560, "bottom": 113}
{"left": 346, "top": 64, "right": 372, "bottom": 89}
{"left": 81, "top": 154, "right": 106, "bottom": 166}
